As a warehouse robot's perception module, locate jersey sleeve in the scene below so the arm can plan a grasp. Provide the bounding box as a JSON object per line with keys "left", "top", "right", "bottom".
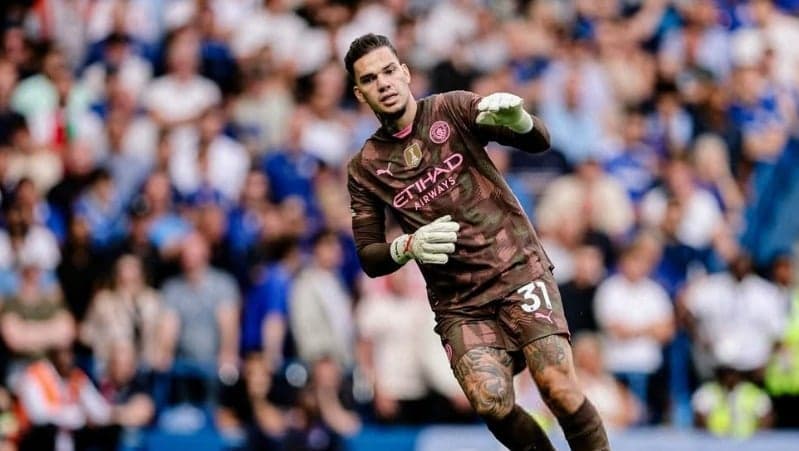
{"left": 347, "top": 160, "right": 403, "bottom": 278}
{"left": 445, "top": 90, "right": 551, "bottom": 153}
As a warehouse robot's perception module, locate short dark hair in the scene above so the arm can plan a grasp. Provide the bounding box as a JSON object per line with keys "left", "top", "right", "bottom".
{"left": 344, "top": 33, "right": 398, "bottom": 82}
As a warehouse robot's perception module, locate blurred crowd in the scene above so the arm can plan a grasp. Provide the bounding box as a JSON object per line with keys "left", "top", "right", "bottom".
{"left": 0, "top": 0, "right": 799, "bottom": 449}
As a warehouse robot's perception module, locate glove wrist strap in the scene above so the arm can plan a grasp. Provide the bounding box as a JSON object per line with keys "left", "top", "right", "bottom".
{"left": 390, "top": 234, "right": 412, "bottom": 265}
{"left": 508, "top": 112, "right": 534, "bottom": 134}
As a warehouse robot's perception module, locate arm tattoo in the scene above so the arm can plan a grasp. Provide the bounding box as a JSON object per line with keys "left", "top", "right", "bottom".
{"left": 453, "top": 347, "right": 515, "bottom": 418}
{"left": 524, "top": 334, "right": 567, "bottom": 375}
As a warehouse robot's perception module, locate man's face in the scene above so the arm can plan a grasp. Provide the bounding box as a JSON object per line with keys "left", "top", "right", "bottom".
{"left": 352, "top": 47, "right": 411, "bottom": 119}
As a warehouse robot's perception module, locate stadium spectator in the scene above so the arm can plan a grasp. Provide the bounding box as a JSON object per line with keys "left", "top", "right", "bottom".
{"left": 157, "top": 233, "right": 240, "bottom": 404}
{"left": 559, "top": 244, "right": 605, "bottom": 335}
{"left": 594, "top": 234, "right": 675, "bottom": 416}
{"left": 97, "top": 339, "right": 155, "bottom": 431}
{"left": 572, "top": 332, "right": 640, "bottom": 429}
{"left": 3, "top": 110, "right": 62, "bottom": 196}
{"left": 217, "top": 352, "right": 287, "bottom": 450}
{"left": 73, "top": 167, "right": 127, "bottom": 250}
{"left": 80, "top": 254, "right": 162, "bottom": 373}
{"left": 0, "top": 0, "right": 798, "bottom": 446}
{"left": 290, "top": 229, "right": 355, "bottom": 371}
{"left": 692, "top": 349, "right": 774, "bottom": 438}
{"left": 169, "top": 106, "right": 249, "bottom": 204}
{"left": 142, "top": 27, "right": 220, "bottom": 132}
{"left": 241, "top": 235, "right": 301, "bottom": 370}
{"left": 231, "top": 45, "right": 296, "bottom": 155}
{"left": 10, "top": 46, "right": 97, "bottom": 156}
{"left": 603, "top": 105, "right": 660, "bottom": 207}
{"left": 99, "top": 101, "right": 155, "bottom": 208}
{"left": 81, "top": 32, "right": 153, "bottom": 105}
{"left": 15, "top": 342, "right": 114, "bottom": 451}
{"left": 284, "top": 356, "right": 360, "bottom": 450}
{"left": 0, "top": 254, "right": 73, "bottom": 384}
{"left": 537, "top": 158, "right": 635, "bottom": 242}
{"left": 56, "top": 215, "right": 103, "bottom": 323}
{"left": 765, "top": 273, "right": 799, "bottom": 428}
{"left": 641, "top": 157, "right": 725, "bottom": 251}
{"left": 683, "top": 251, "right": 787, "bottom": 379}
{"left": 356, "top": 265, "right": 471, "bottom": 424}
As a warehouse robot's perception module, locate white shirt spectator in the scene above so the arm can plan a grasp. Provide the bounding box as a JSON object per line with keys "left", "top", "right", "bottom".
{"left": 335, "top": 3, "right": 397, "bottom": 62}
{"left": 641, "top": 186, "right": 723, "bottom": 249}
{"left": 82, "top": 55, "right": 153, "bottom": 103}
{"left": 168, "top": 128, "right": 250, "bottom": 202}
{"left": 300, "top": 118, "right": 354, "bottom": 167}
{"left": 211, "top": 0, "right": 259, "bottom": 37}
{"left": 0, "top": 226, "right": 61, "bottom": 271}
{"left": 659, "top": 25, "right": 731, "bottom": 81}
{"left": 231, "top": 5, "right": 329, "bottom": 75}
{"left": 357, "top": 291, "right": 460, "bottom": 401}
{"left": 595, "top": 274, "right": 674, "bottom": 374}
{"left": 685, "top": 272, "right": 787, "bottom": 371}
{"left": 143, "top": 74, "right": 221, "bottom": 125}
{"left": 418, "top": 1, "right": 478, "bottom": 64}
{"left": 85, "top": 0, "right": 160, "bottom": 44}
{"left": 536, "top": 171, "right": 635, "bottom": 239}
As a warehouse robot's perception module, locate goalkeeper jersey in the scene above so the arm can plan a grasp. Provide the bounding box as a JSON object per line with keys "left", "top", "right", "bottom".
{"left": 348, "top": 90, "right": 552, "bottom": 312}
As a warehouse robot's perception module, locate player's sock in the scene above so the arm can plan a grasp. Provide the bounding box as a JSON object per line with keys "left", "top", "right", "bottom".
{"left": 557, "top": 398, "right": 610, "bottom": 451}
{"left": 484, "top": 405, "right": 556, "bottom": 451}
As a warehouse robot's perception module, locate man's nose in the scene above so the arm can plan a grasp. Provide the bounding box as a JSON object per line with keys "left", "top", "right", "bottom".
{"left": 377, "top": 74, "right": 390, "bottom": 90}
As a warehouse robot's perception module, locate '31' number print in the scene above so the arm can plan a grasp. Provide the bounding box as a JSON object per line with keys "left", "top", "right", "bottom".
{"left": 517, "top": 280, "right": 552, "bottom": 313}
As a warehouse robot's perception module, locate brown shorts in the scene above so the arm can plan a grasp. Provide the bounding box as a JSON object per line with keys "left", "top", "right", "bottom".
{"left": 435, "top": 271, "right": 570, "bottom": 373}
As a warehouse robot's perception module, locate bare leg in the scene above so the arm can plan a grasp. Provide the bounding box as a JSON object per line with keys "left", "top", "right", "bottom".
{"left": 454, "top": 347, "right": 555, "bottom": 451}
{"left": 524, "top": 335, "right": 610, "bottom": 451}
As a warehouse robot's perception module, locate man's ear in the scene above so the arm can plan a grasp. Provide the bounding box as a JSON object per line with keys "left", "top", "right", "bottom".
{"left": 353, "top": 85, "right": 365, "bottom": 103}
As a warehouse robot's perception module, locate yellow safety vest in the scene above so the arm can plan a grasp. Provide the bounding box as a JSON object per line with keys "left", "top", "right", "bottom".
{"left": 765, "top": 291, "right": 799, "bottom": 396}
{"left": 703, "top": 381, "right": 767, "bottom": 439}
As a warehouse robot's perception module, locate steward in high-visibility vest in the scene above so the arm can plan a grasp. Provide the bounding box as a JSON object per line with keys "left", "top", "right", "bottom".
{"left": 14, "top": 346, "right": 111, "bottom": 451}
{"left": 765, "top": 290, "right": 799, "bottom": 427}
{"left": 766, "top": 292, "right": 799, "bottom": 396}
{"left": 692, "top": 367, "right": 773, "bottom": 438}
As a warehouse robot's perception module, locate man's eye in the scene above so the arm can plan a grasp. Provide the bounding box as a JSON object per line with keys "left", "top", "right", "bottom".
{"left": 385, "top": 67, "right": 395, "bottom": 74}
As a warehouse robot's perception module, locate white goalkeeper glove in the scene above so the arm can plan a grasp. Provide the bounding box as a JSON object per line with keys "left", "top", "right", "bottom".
{"left": 476, "top": 92, "right": 534, "bottom": 134}
{"left": 390, "top": 215, "right": 460, "bottom": 265}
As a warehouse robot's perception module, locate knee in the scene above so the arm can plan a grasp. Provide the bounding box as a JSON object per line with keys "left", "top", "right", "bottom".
{"left": 537, "top": 372, "right": 584, "bottom": 417}
{"left": 472, "top": 390, "right": 515, "bottom": 420}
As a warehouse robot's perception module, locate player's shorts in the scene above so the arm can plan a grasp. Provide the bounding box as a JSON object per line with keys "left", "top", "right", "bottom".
{"left": 434, "top": 269, "right": 570, "bottom": 374}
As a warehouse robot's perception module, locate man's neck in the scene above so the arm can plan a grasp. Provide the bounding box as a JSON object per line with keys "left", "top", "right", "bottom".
{"left": 382, "top": 97, "right": 417, "bottom": 135}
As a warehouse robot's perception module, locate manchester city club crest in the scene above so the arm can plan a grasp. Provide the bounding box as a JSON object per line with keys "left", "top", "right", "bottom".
{"left": 403, "top": 142, "right": 423, "bottom": 168}
{"left": 429, "top": 120, "right": 451, "bottom": 144}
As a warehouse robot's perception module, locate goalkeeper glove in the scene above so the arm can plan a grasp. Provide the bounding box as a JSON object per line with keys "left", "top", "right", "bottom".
{"left": 476, "top": 92, "right": 534, "bottom": 134}
{"left": 390, "top": 215, "right": 460, "bottom": 265}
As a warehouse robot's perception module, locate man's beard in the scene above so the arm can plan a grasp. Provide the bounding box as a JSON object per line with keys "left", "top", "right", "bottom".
{"left": 377, "top": 102, "right": 407, "bottom": 132}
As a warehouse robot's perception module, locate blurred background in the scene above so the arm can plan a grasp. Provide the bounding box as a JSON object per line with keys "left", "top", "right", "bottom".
{"left": 0, "top": 0, "right": 798, "bottom": 450}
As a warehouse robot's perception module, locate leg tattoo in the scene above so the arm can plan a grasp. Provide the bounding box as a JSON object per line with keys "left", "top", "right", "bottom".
{"left": 454, "top": 347, "right": 555, "bottom": 451}
{"left": 453, "top": 347, "right": 515, "bottom": 419}
{"left": 524, "top": 335, "right": 610, "bottom": 450}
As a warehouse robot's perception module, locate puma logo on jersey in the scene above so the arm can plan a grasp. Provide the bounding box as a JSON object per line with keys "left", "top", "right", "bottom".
{"left": 534, "top": 310, "right": 554, "bottom": 324}
{"left": 376, "top": 162, "right": 394, "bottom": 177}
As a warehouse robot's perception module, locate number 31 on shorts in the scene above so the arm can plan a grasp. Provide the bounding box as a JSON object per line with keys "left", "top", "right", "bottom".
{"left": 517, "top": 280, "right": 551, "bottom": 313}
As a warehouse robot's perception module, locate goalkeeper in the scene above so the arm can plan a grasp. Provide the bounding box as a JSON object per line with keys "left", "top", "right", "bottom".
{"left": 345, "top": 34, "right": 610, "bottom": 451}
